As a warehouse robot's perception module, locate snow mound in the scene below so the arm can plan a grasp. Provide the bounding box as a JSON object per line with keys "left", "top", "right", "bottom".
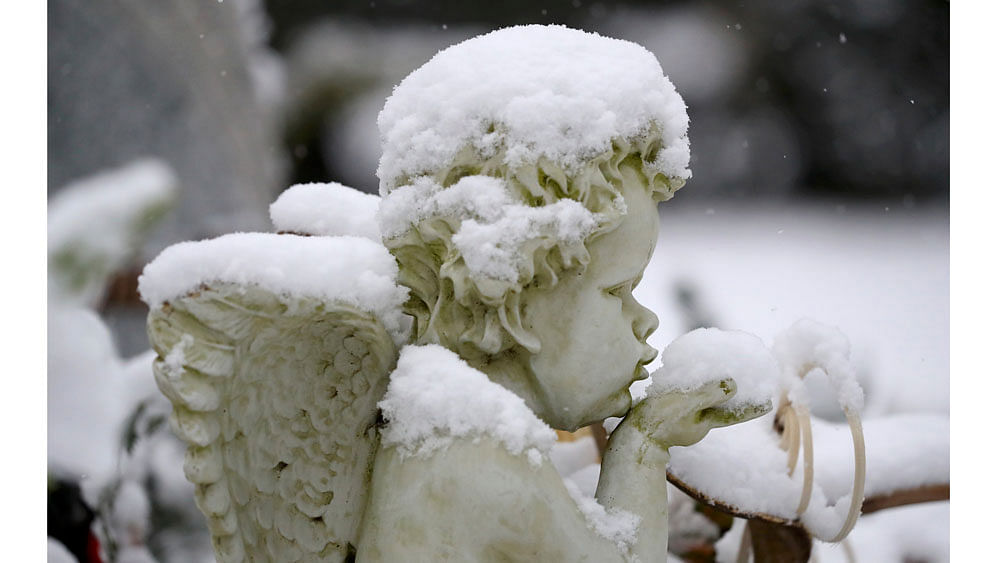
{"left": 378, "top": 175, "right": 514, "bottom": 239}
{"left": 48, "top": 538, "right": 77, "bottom": 563}
{"left": 48, "top": 159, "right": 176, "bottom": 255}
{"left": 269, "top": 182, "right": 380, "bottom": 241}
{"left": 138, "top": 233, "right": 410, "bottom": 345}
{"left": 668, "top": 416, "right": 831, "bottom": 527}
{"left": 773, "top": 319, "right": 864, "bottom": 412}
{"left": 453, "top": 198, "right": 596, "bottom": 285}
{"left": 48, "top": 158, "right": 177, "bottom": 305}
{"left": 48, "top": 307, "right": 126, "bottom": 480}
{"left": 377, "top": 24, "right": 690, "bottom": 191}
{"left": 379, "top": 345, "right": 556, "bottom": 462}
{"left": 648, "top": 328, "right": 779, "bottom": 409}
{"left": 667, "top": 412, "right": 948, "bottom": 541}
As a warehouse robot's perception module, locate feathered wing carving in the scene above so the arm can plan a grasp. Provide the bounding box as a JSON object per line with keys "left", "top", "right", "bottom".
{"left": 147, "top": 283, "right": 398, "bottom": 562}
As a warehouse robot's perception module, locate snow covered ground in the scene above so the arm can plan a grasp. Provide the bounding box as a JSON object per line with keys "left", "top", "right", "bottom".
{"left": 639, "top": 199, "right": 949, "bottom": 417}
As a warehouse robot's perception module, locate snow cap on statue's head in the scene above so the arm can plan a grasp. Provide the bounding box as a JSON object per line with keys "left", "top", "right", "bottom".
{"left": 376, "top": 24, "right": 691, "bottom": 195}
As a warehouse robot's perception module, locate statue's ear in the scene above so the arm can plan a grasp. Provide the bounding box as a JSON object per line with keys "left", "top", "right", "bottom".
{"left": 498, "top": 292, "right": 541, "bottom": 354}
{"left": 458, "top": 303, "right": 505, "bottom": 355}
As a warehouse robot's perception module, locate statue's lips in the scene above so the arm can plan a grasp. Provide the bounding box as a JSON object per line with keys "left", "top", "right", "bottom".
{"left": 601, "top": 363, "right": 650, "bottom": 420}
{"left": 632, "top": 364, "right": 651, "bottom": 384}
{"left": 606, "top": 363, "right": 649, "bottom": 415}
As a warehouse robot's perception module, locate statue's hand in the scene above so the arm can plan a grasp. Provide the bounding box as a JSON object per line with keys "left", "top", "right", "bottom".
{"left": 624, "top": 378, "right": 772, "bottom": 450}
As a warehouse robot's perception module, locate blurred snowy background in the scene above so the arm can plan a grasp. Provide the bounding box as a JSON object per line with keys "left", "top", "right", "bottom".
{"left": 48, "top": 0, "right": 948, "bottom": 562}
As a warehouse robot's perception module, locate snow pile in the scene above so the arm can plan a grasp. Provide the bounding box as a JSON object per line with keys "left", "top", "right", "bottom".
{"left": 377, "top": 24, "right": 690, "bottom": 191}
{"left": 48, "top": 158, "right": 177, "bottom": 306}
{"left": 566, "top": 463, "right": 602, "bottom": 500}
{"left": 668, "top": 417, "right": 803, "bottom": 519}
{"left": 162, "top": 334, "right": 194, "bottom": 381}
{"left": 138, "top": 233, "right": 410, "bottom": 345}
{"left": 48, "top": 307, "right": 127, "bottom": 480}
{"left": 111, "top": 480, "right": 153, "bottom": 551}
{"left": 773, "top": 319, "right": 864, "bottom": 411}
{"left": 453, "top": 199, "right": 596, "bottom": 284}
{"left": 48, "top": 158, "right": 176, "bottom": 254}
{"left": 563, "top": 478, "right": 640, "bottom": 553}
{"left": 379, "top": 345, "right": 556, "bottom": 463}
{"left": 269, "top": 182, "right": 381, "bottom": 241}
{"left": 667, "top": 416, "right": 862, "bottom": 539}
{"left": 378, "top": 175, "right": 514, "bottom": 238}
{"left": 379, "top": 174, "right": 598, "bottom": 284}
{"left": 648, "top": 328, "right": 779, "bottom": 409}
{"left": 47, "top": 539, "right": 77, "bottom": 563}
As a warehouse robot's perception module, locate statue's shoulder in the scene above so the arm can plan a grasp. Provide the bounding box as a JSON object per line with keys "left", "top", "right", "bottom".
{"left": 360, "top": 345, "right": 632, "bottom": 562}
{"left": 377, "top": 344, "right": 557, "bottom": 466}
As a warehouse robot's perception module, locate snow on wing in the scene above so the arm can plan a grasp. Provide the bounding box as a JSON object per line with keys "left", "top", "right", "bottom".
{"left": 147, "top": 283, "right": 397, "bottom": 562}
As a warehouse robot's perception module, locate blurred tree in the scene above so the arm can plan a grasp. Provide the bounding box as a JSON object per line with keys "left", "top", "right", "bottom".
{"left": 263, "top": 0, "right": 947, "bottom": 201}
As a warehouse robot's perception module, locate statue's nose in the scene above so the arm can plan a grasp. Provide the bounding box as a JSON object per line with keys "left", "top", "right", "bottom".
{"left": 630, "top": 299, "right": 659, "bottom": 343}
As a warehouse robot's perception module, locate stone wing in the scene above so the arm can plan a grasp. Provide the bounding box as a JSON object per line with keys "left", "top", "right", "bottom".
{"left": 148, "top": 283, "right": 398, "bottom": 562}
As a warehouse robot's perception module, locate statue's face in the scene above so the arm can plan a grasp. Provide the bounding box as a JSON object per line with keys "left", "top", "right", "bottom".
{"left": 520, "top": 165, "right": 659, "bottom": 430}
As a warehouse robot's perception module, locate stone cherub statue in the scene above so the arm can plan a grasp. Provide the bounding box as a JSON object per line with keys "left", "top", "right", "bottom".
{"left": 141, "top": 25, "right": 770, "bottom": 562}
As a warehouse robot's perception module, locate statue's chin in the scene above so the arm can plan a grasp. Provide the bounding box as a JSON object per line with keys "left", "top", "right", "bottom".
{"left": 560, "top": 387, "right": 632, "bottom": 431}
{"left": 606, "top": 386, "right": 634, "bottom": 419}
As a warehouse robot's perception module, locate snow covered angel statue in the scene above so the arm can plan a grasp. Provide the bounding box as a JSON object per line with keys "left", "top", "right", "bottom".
{"left": 140, "top": 26, "right": 771, "bottom": 562}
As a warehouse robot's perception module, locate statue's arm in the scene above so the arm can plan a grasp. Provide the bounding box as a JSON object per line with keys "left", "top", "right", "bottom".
{"left": 357, "top": 439, "right": 628, "bottom": 562}
{"left": 597, "top": 378, "right": 773, "bottom": 562}
{"left": 597, "top": 421, "right": 672, "bottom": 563}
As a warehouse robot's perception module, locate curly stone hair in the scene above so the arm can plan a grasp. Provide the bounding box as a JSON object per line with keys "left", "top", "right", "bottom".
{"left": 381, "top": 130, "right": 685, "bottom": 365}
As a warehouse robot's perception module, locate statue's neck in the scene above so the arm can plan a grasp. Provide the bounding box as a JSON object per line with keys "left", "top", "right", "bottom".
{"left": 463, "top": 350, "right": 557, "bottom": 428}
{"left": 416, "top": 329, "right": 565, "bottom": 430}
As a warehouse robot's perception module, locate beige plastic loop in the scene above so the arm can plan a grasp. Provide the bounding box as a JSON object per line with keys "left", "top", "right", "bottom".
{"left": 794, "top": 403, "right": 815, "bottom": 516}
{"left": 829, "top": 411, "right": 866, "bottom": 542}
{"left": 776, "top": 374, "right": 866, "bottom": 543}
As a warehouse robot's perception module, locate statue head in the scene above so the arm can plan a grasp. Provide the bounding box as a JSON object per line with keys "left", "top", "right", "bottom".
{"left": 377, "top": 25, "right": 690, "bottom": 430}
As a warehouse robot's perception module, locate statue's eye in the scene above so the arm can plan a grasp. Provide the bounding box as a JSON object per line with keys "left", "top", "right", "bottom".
{"left": 607, "top": 275, "right": 643, "bottom": 299}
{"left": 606, "top": 280, "right": 632, "bottom": 299}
